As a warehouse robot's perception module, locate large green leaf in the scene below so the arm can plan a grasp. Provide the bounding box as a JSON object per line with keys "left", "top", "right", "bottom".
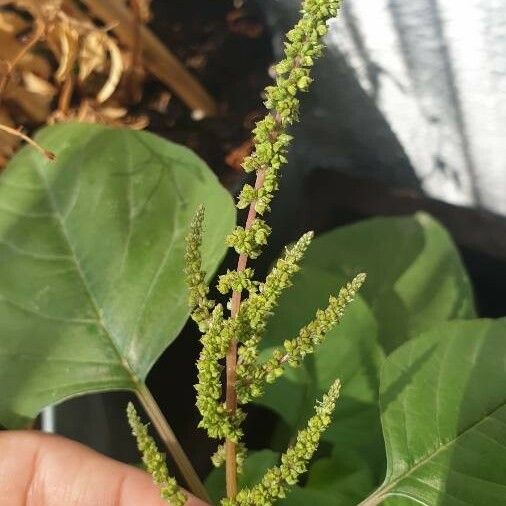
{"left": 257, "top": 213, "right": 475, "bottom": 430}
{"left": 264, "top": 213, "right": 474, "bottom": 354}
{"left": 0, "top": 123, "right": 235, "bottom": 428}
{"left": 305, "top": 451, "right": 377, "bottom": 504}
{"left": 254, "top": 214, "right": 476, "bottom": 499}
{"left": 361, "top": 319, "right": 506, "bottom": 505}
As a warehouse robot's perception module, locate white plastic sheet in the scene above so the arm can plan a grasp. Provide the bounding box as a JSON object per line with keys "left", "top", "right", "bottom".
{"left": 261, "top": 0, "right": 506, "bottom": 214}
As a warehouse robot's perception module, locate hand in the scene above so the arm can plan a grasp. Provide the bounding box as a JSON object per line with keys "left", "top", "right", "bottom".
{"left": 0, "top": 431, "right": 208, "bottom": 505}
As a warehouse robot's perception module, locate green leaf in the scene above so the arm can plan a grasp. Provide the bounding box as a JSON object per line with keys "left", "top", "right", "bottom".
{"left": 255, "top": 214, "right": 475, "bottom": 499}
{"left": 266, "top": 213, "right": 474, "bottom": 354}
{"left": 362, "top": 319, "right": 506, "bottom": 505}
{"left": 0, "top": 123, "right": 235, "bottom": 428}
{"left": 306, "top": 451, "right": 377, "bottom": 504}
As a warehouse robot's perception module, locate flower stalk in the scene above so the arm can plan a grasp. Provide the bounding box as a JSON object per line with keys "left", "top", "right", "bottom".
{"left": 221, "top": 0, "right": 342, "bottom": 497}
{"left": 129, "top": 1, "right": 368, "bottom": 505}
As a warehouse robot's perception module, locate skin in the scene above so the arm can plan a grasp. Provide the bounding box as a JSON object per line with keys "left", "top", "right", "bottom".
{"left": 0, "top": 431, "right": 208, "bottom": 506}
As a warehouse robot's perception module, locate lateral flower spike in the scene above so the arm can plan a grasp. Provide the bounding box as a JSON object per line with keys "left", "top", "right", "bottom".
{"left": 237, "top": 273, "right": 365, "bottom": 403}
{"left": 185, "top": 205, "right": 215, "bottom": 332}
{"left": 127, "top": 403, "right": 187, "bottom": 506}
{"left": 195, "top": 305, "right": 246, "bottom": 441}
{"left": 234, "top": 231, "right": 314, "bottom": 395}
{"left": 242, "top": 231, "right": 314, "bottom": 335}
{"left": 264, "top": 273, "right": 365, "bottom": 376}
{"left": 183, "top": 0, "right": 345, "bottom": 501}
{"left": 222, "top": 380, "right": 341, "bottom": 506}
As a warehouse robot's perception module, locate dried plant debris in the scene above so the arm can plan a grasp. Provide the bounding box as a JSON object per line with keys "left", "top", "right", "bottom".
{"left": 0, "top": 0, "right": 214, "bottom": 167}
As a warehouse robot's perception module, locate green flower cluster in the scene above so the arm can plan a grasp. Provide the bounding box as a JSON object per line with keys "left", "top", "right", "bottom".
{"left": 226, "top": 219, "right": 271, "bottom": 259}
{"left": 127, "top": 403, "right": 187, "bottom": 506}
{"left": 193, "top": 304, "right": 246, "bottom": 441}
{"left": 184, "top": 0, "right": 356, "bottom": 504}
{"left": 217, "top": 268, "right": 257, "bottom": 296}
{"left": 240, "top": 231, "right": 314, "bottom": 335}
{"left": 223, "top": 381, "right": 342, "bottom": 506}
{"left": 212, "top": 442, "right": 247, "bottom": 473}
{"left": 184, "top": 205, "right": 215, "bottom": 332}
{"left": 236, "top": 0, "right": 340, "bottom": 220}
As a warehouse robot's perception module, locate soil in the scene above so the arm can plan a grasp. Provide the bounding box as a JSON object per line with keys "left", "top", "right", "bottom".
{"left": 139, "top": 0, "right": 272, "bottom": 192}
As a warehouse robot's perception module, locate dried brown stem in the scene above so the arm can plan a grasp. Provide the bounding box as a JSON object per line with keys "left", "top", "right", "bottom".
{"left": 57, "top": 75, "right": 75, "bottom": 114}
{"left": 0, "top": 124, "right": 55, "bottom": 160}
{"left": 225, "top": 168, "right": 266, "bottom": 498}
{"left": 128, "top": 0, "right": 144, "bottom": 102}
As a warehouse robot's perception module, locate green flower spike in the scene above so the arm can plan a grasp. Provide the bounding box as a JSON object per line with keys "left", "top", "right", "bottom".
{"left": 264, "top": 272, "right": 367, "bottom": 373}
{"left": 194, "top": 305, "right": 246, "bottom": 441}
{"left": 223, "top": 380, "right": 342, "bottom": 506}
{"left": 185, "top": 204, "right": 215, "bottom": 332}
{"left": 237, "top": 273, "right": 366, "bottom": 403}
{"left": 241, "top": 231, "right": 314, "bottom": 336}
{"left": 127, "top": 403, "right": 187, "bottom": 506}
{"left": 183, "top": 0, "right": 352, "bottom": 504}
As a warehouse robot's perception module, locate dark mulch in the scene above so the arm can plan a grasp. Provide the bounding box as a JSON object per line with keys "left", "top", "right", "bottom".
{"left": 140, "top": 0, "right": 272, "bottom": 191}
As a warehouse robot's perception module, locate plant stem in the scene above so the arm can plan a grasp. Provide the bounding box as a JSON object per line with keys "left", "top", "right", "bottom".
{"left": 225, "top": 169, "right": 266, "bottom": 498}
{"left": 0, "top": 124, "right": 55, "bottom": 160}
{"left": 136, "top": 383, "right": 211, "bottom": 503}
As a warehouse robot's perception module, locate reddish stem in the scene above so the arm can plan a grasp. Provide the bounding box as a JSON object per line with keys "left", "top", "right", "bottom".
{"left": 225, "top": 168, "right": 266, "bottom": 498}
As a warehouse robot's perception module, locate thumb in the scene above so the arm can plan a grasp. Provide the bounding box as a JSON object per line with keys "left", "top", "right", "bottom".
{"left": 0, "top": 430, "right": 209, "bottom": 506}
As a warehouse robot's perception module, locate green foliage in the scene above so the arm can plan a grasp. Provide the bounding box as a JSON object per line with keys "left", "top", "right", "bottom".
{"left": 254, "top": 213, "right": 477, "bottom": 501}
{"left": 127, "top": 403, "right": 187, "bottom": 506}
{"left": 256, "top": 213, "right": 475, "bottom": 426}
{"left": 0, "top": 123, "right": 235, "bottom": 428}
{"left": 361, "top": 319, "right": 506, "bottom": 505}
{"left": 1, "top": 0, "right": 504, "bottom": 503}
{"left": 263, "top": 213, "right": 475, "bottom": 352}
